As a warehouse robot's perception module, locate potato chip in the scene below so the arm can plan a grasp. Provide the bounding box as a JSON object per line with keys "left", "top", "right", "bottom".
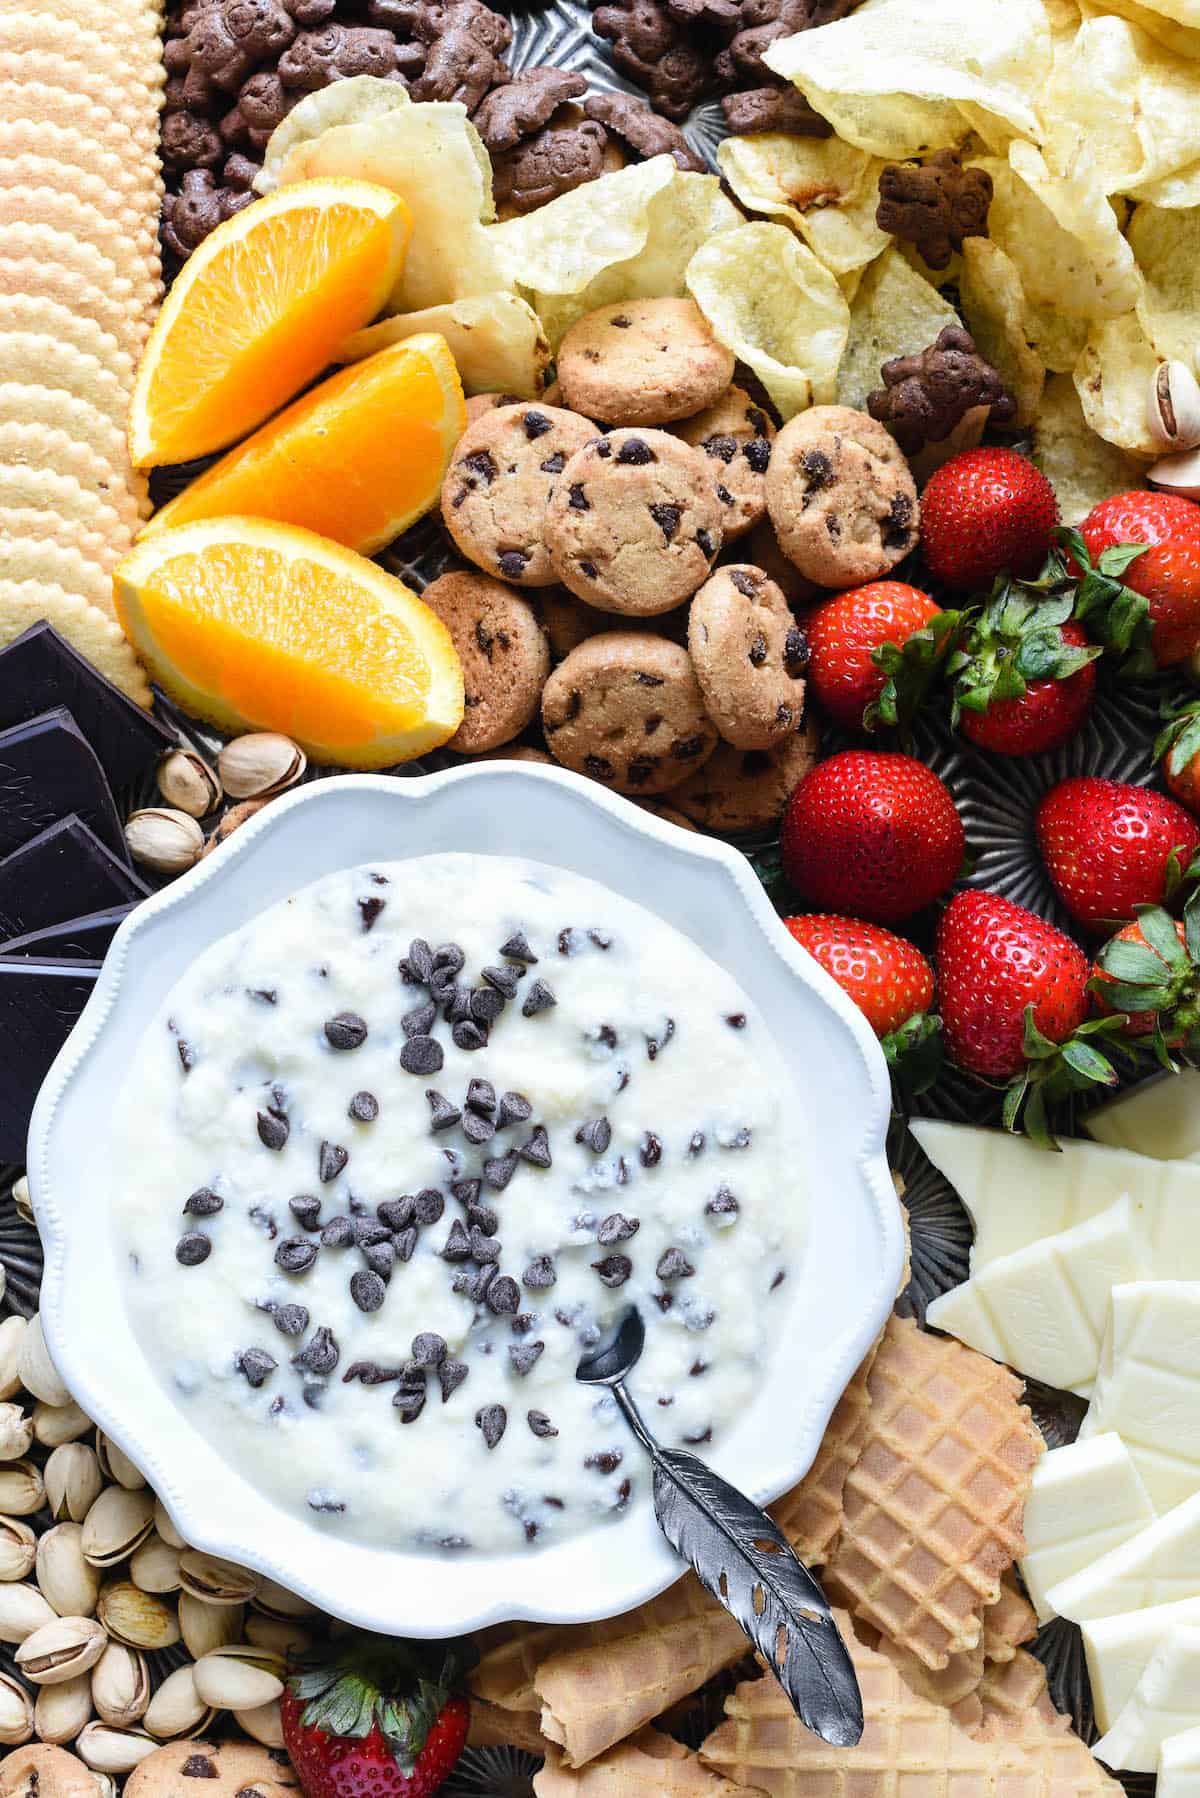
{"left": 1023, "top": 302, "right": 1090, "bottom": 373}
{"left": 256, "top": 76, "right": 411, "bottom": 194}
{"left": 685, "top": 222, "right": 849, "bottom": 421}
{"left": 834, "top": 244, "right": 958, "bottom": 412}
{"left": 490, "top": 161, "right": 740, "bottom": 348}
{"left": 1032, "top": 373, "right": 1147, "bottom": 523}
{"left": 1128, "top": 202, "right": 1200, "bottom": 362}
{"left": 969, "top": 151, "right": 1139, "bottom": 322}
{"left": 1090, "top": 0, "right": 1200, "bottom": 57}
{"left": 268, "top": 102, "right": 507, "bottom": 310}
{"left": 1127, "top": 0, "right": 1200, "bottom": 30}
{"left": 1073, "top": 312, "right": 1161, "bottom": 456}
{"left": 337, "top": 293, "right": 549, "bottom": 397}
{"left": 716, "top": 135, "right": 888, "bottom": 277}
{"left": 958, "top": 238, "right": 1045, "bottom": 427}
{"left": 762, "top": 0, "right": 1051, "bottom": 159}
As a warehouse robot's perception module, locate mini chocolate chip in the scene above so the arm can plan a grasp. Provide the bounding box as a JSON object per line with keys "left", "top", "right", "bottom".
{"left": 771, "top": 1268, "right": 787, "bottom": 1290}
{"left": 689, "top": 1131, "right": 705, "bottom": 1156}
{"left": 441, "top": 1219, "right": 472, "bottom": 1262}
{"left": 610, "top": 315, "right": 632, "bottom": 328}
{"left": 729, "top": 570, "right": 759, "bottom": 599}
{"left": 639, "top": 1132, "right": 662, "bottom": 1168}
{"left": 439, "top": 1359, "right": 469, "bottom": 1402}
{"left": 462, "top": 1111, "right": 495, "bottom": 1146}
{"left": 358, "top": 897, "right": 385, "bottom": 932}
{"left": 452, "top": 1020, "right": 488, "bottom": 1051}
{"left": 434, "top": 943, "right": 466, "bottom": 974}
{"left": 487, "top": 1275, "right": 521, "bottom": 1315}
{"left": 470, "top": 1226, "right": 501, "bottom": 1263}
{"left": 483, "top": 963, "right": 520, "bottom": 999}
{"left": 616, "top": 1156, "right": 631, "bottom": 1185}
{"left": 684, "top": 1427, "right": 713, "bottom": 1445}
{"left": 701, "top": 433, "right": 737, "bottom": 464}
{"left": 657, "top": 1247, "right": 695, "bottom": 1280}
{"left": 499, "top": 1091, "right": 533, "bottom": 1129}
{"left": 400, "top": 1035, "right": 444, "bottom": 1075}
{"left": 654, "top": 1291, "right": 674, "bottom": 1312}
{"left": 509, "top": 1341, "right": 544, "bottom": 1376}
{"left": 483, "top": 1151, "right": 518, "bottom": 1191}
{"left": 183, "top": 1187, "right": 223, "bottom": 1217}
{"left": 616, "top": 436, "right": 655, "bottom": 465}
{"left": 597, "top": 1213, "right": 639, "bottom": 1245}
{"left": 273, "top": 1304, "right": 309, "bottom": 1338}
{"left": 362, "top": 1239, "right": 395, "bottom": 1281}
{"left": 579, "top": 561, "right": 598, "bottom": 579}
{"left": 324, "top": 1011, "right": 367, "bottom": 1050}
{"left": 646, "top": 1018, "right": 675, "bottom": 1059}
{"left": 292, "top": 1327, "right": 339, "bottom": 1376}
{"left": 376, "top": 1202, "right": 414, "bottom": 1240}
{"left": 523, "top": 1255, "right": 557, "bottom": 1289}
{"left": 182, "top": 1758, "right": 217, "bottom": 1779}
{"left": 592, "top": 1254, "right": 632, "bottom": 1288}
{"left": 649, "top": 502, "right": 680, "bottom": 542}
{"left": 275, "top": 1237, "right": 319, "bottom": 1275}
{"left": 393, "top": 1386, "right": 426, "bottom": 1423}
{"left": 402, "top": 1001, "right": 437, "bottom": 1038}
{"left": 467, "top": 1203, "right": 499, "bottom": 1236}
{"left": 412, "top": 1332, "right": 447, "bottom": 1368}
{"left": 744, "top": 438, "right": 771, "bottom": 474}
{"left": 801, "top": 448, "right": 833, "bottom": 489}
{"left": 350, "top": 1269, "right": 386, "bottom": 1313}
{"left": 406, "top": 938, "right": 434, "bottom": 983}
{"left": 394, "top": 1227, "right": 418, "bottom": 1263}
{"left": 522, "top": 979, "right": 557, "bottom": 1017}
{"left": 696, "top": 528, "right": 716, "bottom": 557}
{"left": 594, "top": 440, "right": 612, "bottom": 458}
{"left": 519, "top": 1125, "right": 552, "bottom": 1168}
{"left": 342, "top": 1359, "right": 399, "bottom": 1385}
{"left": 460, "top": 449, "right": 497, "bottom": 486}
{"left": 528, "top": 1410, "right": 558, "bottom": 1438}
{"left": 499, "top": 931, "right": 537, "bottom": 964}
{"left": 885, "top": 491, "right": 915, "bottom": 548}
{"left": 498, "top": 550, "right": 529, "bottom": 579}
{"left": 576, "top": 1116, "right": 612, "bottom": 1153}
{"left": 256, "top": 1109, "right": 289, "bottom": 1151}
{"left": 356, "top": 1218, "right": 391, "bottom": 1247}
{"left": 175, "top": 1232, "right": 210, "bottom": 1267}
{"left": 748, "top": 633, "right": 768, "bottom": 667}
{"left": 289, "top": 1195, "right": 321, "bottom": 1230}
{"left": 468, "top": 988, "right": 503, "bottom": 1027}
{"left": 716, "top": 483, "right": 734, "bottom": 507}
{"left": 568, "top": 482, "right": 589, "bottom": 511}
{"left": 176, "top": 1038, "right": 195, "bottom": 1073}
{"left": 321, "top": 1215, "right": 355, "bottom": 1248}
{"left": 584, "top": 1450, "right": 622, "bottom": 1474}
{"left": 539, "top": 451, "right": 566, "bottom": 473}
{"left": 523, "top": 410, "right": 552, "bottom": 438}
{"left": 318, "top": 1141, "right": 348, "bottom": 1183}
{"left": 349, "top": 1091, "right": 379, "bottom": 1123}
{"left": 429, "top": 965, "right": 458, "bottom": 1002}
{"left": 476, "top": 1404, "right": 507, "bottom": 1449}
{"left": 783, "top": 626, "right": 809, "bottom": 673}
{"left": 452, "top": 1177, "right": 483, "bottom": 1206}
{"left": 466, "top": 1078, "right": 497, "bottom": 1115}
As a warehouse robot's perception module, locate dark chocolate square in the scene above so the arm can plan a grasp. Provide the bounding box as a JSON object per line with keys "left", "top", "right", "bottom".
{"left": 0, "top": 622, "right": 171, "bottom": 792}
{"left": 0, "top": 817, "right": 147, "bottom": 942}
{"left": 0, "top": 709, "right": 126, "bottom": 863}
{"left": 0, "top": 957, "right": 101, "bottom": 1163}
{"left": 0, "top": 904, "right": 136, "bottom": 962}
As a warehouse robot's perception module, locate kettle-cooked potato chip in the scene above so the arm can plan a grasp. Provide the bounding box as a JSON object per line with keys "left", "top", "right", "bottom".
{"left": 336, "top": 293, "right": 549, "bottom": 397}
{"left": 762, "top": 0, "right": 1051, "bottom": 159}
{"left": 959, "top": 238, "right": 1045, "bottom": 427}
{"left": 1073, "top": 311, "right": 1161, "bottom": 456}
{"left": 1129, "top": 202, "right": 1200, "bottom": 363}
{"left": 256, "top": 76, "right": 411, "bottom": 194}
{"left": 488, "top": 160, "right": 740, "bottom": 348}
{"left": 1127, "top": 0, "right": 1200, "bottom": 29}
{"left": 835, "top": 244, "right": 958, "bottom": 412}
{"left": 267, "top": 102, "right": 508, "bottom": 310}
{"left": 1094, "top": 0, "right": 1200, "bottom": 53}
{"left": 1032, "top": 373, "right": 1147, "bottom": 522}
{"left": 685, "top": 222, "right": 849, "bottom": 420}
{"left": 970, "top": 150, "right": 1140, "bottom": 322}
{"left": 716, "top": 135, "right": 888, "bottom": 277}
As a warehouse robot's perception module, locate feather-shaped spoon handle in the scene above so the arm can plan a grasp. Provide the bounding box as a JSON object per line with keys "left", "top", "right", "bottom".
{"left": 577, "top": 1306, "right": 863, "bottom": 1749}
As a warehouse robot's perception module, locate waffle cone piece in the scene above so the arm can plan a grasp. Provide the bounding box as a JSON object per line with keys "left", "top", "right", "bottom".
{"left": 827, "top": 1315, "right": 1043, "bottom": 1670}
{"left": 535, "top": 1729, "right": 754, "bottom": 1797}
{"left": 771, "top": 1344, "right": 879, "bottom": 1565}
{"left": 467, "top": 1697, "right": 551, "bottom": 1755}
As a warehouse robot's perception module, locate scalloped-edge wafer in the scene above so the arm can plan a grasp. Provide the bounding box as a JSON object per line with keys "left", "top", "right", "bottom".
{"left": 3, "top": 6, "right": 164, "bottom": 84}
{"left": 0, "top": 254, "right": 157, "bottom": 357}
{"left": 0, "top": 159, "right": 161, "bottom": 244}
{"left": 0, "top": 82, "right": 154, "bottom": 163}
{"left": 0, "top": 465, "right": 131, "bottom": 540}
{"left": 0, "top": 189, "right": 160, "bottom": 269}
{"left": 0, "top": 536, "right": 120, "bottom": 614}
{"left": 0, "top": 425, "right": 146, "bottom": 527}
{"left": 0, "top": 121, "right": 162, "bottom": 207}
{"left": 0, "top": 581, "right": 149, "bottom": 706}
{"left": 0, "top": 335, "right": 130, "bottom": 432}
{"left": 0, "top": 297, "right": 135, "bottom": 388}
{"left": 0, "top": 505, "right": 130, "bottom": 573}
{"left": 535, "top": 1729, "right": 750, "bottom": 1797}
{"left": 0, "top": 385, "right": 134, "bottom": 485}
{"left": 0, "top": 52, "right": 162, "bottom": 136}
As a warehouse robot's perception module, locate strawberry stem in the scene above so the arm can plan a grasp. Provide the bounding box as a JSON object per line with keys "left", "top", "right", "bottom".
{"left": 882, "top": 1012, "right": 943, "bottom": 1111}
{"left": 866, "top": 609, "right": 963, "bottom": 736}
{"left": 1001, "top": 1008, "right": 1132, "bottom": 1147}
{"left": 289, "top": 1634, "right": 472, "bottom": 1774}
{"left": 1054, "top": 526, "right": 1153, "bottom": 673}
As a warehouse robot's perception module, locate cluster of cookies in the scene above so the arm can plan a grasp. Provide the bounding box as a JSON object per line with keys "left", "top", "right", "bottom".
{"left": 422, "top": 295, "right": 920, "bottom": 833}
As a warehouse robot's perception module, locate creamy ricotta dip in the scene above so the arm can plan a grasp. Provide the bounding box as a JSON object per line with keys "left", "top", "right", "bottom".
{"left": 113, "top": 854, "right": 807, "bottom": 1554}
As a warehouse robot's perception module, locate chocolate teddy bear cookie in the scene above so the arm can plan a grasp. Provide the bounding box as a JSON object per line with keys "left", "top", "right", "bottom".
{"left": 542, "top": 632, "right": 718, "bottom": 794}
{"left": 764, "top": 405, "right": 919, "bottom": 588}
{"left": 441, "top": 402, "right": 598, "bottom": 586}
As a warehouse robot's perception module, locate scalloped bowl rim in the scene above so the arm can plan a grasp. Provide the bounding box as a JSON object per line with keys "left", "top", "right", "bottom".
{"left": 30, "top": 763, "right": 901, "bottom": 1636}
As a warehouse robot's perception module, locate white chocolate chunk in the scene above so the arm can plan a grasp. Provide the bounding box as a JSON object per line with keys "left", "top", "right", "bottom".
{"left": 1021, "top": 1433, "right": 1155, "bottom": 1624}
{"left": 1093, "top": 1625, "right": 1200, "bottom": 1774}
{"left": 1084, "top": 1597, "right": 1200, "bottom": 1731}
{"left": 926, "top": 1195, "right": 1148, "bottom": 1393}
{"left": 1160, "top": 1724, "right": 1200, "bottom": 1798}
{"left": 1087, "top": 1071, "right": 1200, "bottom": 1162}
{"left": 1049, "top": 1490, "right": 1200, "bottom": 1623}
{"left": 1081, "top": 1282, "right": 1200, "bottom": 1512}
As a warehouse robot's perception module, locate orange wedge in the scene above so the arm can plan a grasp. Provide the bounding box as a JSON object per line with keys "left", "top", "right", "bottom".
{"left": 114, "top": 518, "right": 464, "bottom": 767}
{"left": 129, "top": 179, "right": 412, "bottom": 470}
{"left": 141, "top": 334, "right": 466, "bottom": 555}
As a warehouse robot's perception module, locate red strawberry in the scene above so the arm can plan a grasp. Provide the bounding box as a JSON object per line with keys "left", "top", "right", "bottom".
{"left": 283, "top": 1638, "right": 469, "bottom": 1798}
{"left": 805, "top": 582, "right": 944, "bottom": 731}
{"left": 919, "top": 448, "right": 1059, "bottom": 592}
{"left": 1092, "top": 913, "right": 1191, "bottom": 1038}
{"left": 951, "top": 569, "right": 1100, "bottom": 759}
{"left": 936, "top": 890, "right": 1089, "bottom": 1079}
{"left": 1036, "top": 777, "right": 1200, "bottom": 928}
{"left": 1080, "top": 490, "right": 1200, "bottom": 561}
{"left": 1076, "top": 490, "right": 1200, "bottom": 667}
{"left": 782, "top": 914, "right": 934, "bottom": 1035}
{"left": 781, "top": 750, "right": 964, "bottom": 922}
{"left": 1157, "top": 698, "right": 1200, "bottom": 814}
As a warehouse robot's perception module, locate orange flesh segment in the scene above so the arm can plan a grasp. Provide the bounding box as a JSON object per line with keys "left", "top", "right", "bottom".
{"left": 140, "top": 546, "right": 433, "bottom": 747}
{"left": 143, "top": 199, "right": 412, "bottom": 465}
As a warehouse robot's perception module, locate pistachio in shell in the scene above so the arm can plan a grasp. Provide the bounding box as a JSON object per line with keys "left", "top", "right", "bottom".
{"left": 33, "top": 1673, "right": 93, "bottom": 1746}
{"left": 94, "top": 1434, "right": 145, "bottom": 1493}
{"left": 16, "top": 1316, "right": 70, "bottom": 1409}
{"left": 0, "top": 1672, "right": 33, "bottom": 1746}
{"left": 0, "top": 1316, "right": 25, "bottom": 1403}
{"left": 95, "top": 1582, "right": 180, "bottom": 1651}
{"left": 142, "top": 1666, "right": 213, "bottom": 1742}
{"left": 32, "top": 1402, "right": 93, "bottom": 1449}
{"left": 191, "top": 1648, "right": 284, "bottom": 1711}
{"left": 0, "top": 1518, "right": 37, "bottom": 1583}
{"left": 0, "top": 1461, "right": 45, "bottom": 1517}
{"left": 90, "top": 1643, "right": 150, "bottom": 1729}
{"left": 81, "top": 1487, "right": 155, "bottom": 1567}
{"left": 36, "top": 1524, "right": 100, "bottom": 1619}
{"left": 125, "top": 809, "right": 204, "bottom": 877}
{"left": 251, "top": 1575, "right": 313, "bottom": 1619}
{"left": 15, "top": 1615, "right": 106, "bottom": 1684}
{"left": 151, "top": 1500, "right": 186, "bottom": 1552}
{"left": 156, "top": 750, "right": 222, "bottom": 819}
{"left": 233, "top": 1700, "right": 285, "bottom": 1750}
{"left": 0, "top": 1405, "right": 33, "bottom": 1463}
{"left": 0, "top": 1582, "right": 56, "bottom": 1644}
{"left": 217, "top": 733, "right": 306, "bottom": 801}
{"left": 244, "top": 1611, "right": 313, "bottom": 1658}
{"left": 9, "top": 1177, "right": 33, "bottom": 1230}
{"left": 177, "top": 1551, "right": 258, "bottom": 1606}
{"left": 129, "top": 1534, "right": 181, "bottom": 1596}
{"left": 44, "top": 1446, "right": 103, "bottom": 1526}
{"left": 74, "top": 1722, "right": 158, "bottom": 1775}
{"left": 177, "top": 1593, "right": 243, "bottom": 1661}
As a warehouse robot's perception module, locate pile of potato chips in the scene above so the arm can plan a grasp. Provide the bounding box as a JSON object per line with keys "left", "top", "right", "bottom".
{"left": 255, "top": 0, "right": 1200, "bottom": 523}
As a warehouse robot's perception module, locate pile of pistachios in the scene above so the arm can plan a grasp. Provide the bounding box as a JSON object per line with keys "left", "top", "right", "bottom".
{"left": 125, "top": 733, "right": 308, "bottom": 878}
{"left": 0, "top": 1270, "right": 331, "bottom": 1787}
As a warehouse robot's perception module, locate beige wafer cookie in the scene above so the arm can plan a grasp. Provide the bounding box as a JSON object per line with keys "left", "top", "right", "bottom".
{"left": 771, "top": 1343, "right": 879, "bottom": 1566}
{"left": 0, "top": 466, "right": 130, "bottom": 547}
{"left": 535, "top": 1730, "right": 750, "bottom": 1797}
{"left": 0, "top": 424, "right": 146, "bottom": 528}
{"left": 6, "top": 5, "right": 165, "bottom": 85}
{"left": 0, "top": 386, "right": 136, "bottom": 491}
{"left": 0, "top": 296, "right": 135, "bottom": 389}
{"left": 0, "top": 52, "right": 161, "bottom": 137}
{"left": 0, "top": 336, "right": 130, "bottom": 434}
{"left": 0, "top": 121, "right": 163, "bottom": 209}
{"left": 0, "top": 158, "right": 160, "bottom": 244}
{"left": 0, "top": 536, "right": 118, "bottom": 615}
{"left": 826, "top": 1314, "right": 1043, "bottom": 1671}
{"left": 0, "top": 251, "right": 157, "bottom": 357}
{"left": 0, "top": 581, "right": 149, "bottom": 705}
{"left": 0, "top": 505, "right": 129, "bottom": 572}
{"left": 0, "top": 83, "right": 153, "bottom": 164}
{"left": 0, "top": 189, "right": 160, "bottom": 270}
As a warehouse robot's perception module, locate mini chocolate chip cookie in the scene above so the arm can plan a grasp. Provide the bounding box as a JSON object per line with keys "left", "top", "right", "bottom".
{"left": 742, "top": 516, "right": 822, "bottom": 608}
{"left": 464, "top": 390, "right": 525, "bottom": 425}
{"left": 541, "top": 632, "right": 719, "bottom": 794}
{"left": 764, "top": 405, "right": 919, "bottom": 588}
{"left": 421, "top": 571, "right": 550, "bottom": 753}
{"left": 441, "top": 401, "right": 597, "bottom": 586}
{"left": 688, "top": 565, "right": 808, "bottom": 750}
{"left": 672, "top": 717, "right": 820, "bottom": 832}
{"left": 125, "top": 1740, "right": 300, "bottom": 1798}
{"left": 557, "top": 298, "right": 735, "bottom": 426}
{"left": 672, "top": 384, "right": 775, "bottom": 539}
{"left": 544, "top": 428, "right": 724, "bottom": 615}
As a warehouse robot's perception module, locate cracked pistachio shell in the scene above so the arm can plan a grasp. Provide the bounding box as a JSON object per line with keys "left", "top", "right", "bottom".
{"left": 90, "top": 1644, "right": 149, "bottom": 1729}
{"left": 15, "top": 1616, "right": 106, "bottom": 1684}
{"left": 0, "top": 1582, "right": 55, "bottom": 1644}
{"left": 0, "top": 1462, "right": 45, "bottom": 1517}
{"left": 177, "top": 1593, "right": 243, "bottom": 1660}
{"left": 10, "top": 1177, "right": 33, "bottom": 1229}
{"left": 0, "top": 1673, "right": 33, "bottom": 1745}
{"left": 44, "top": 1447, "right": 103, "bottom": 1527}
{"left": 244, "top": 1612, "right": 312, "bottom": 1658}
{"left": 129, "top": 1535, "right": 181, "bottom": 1596}
{"left": 34, "top": 1675, "right": 93, "bottom": 1745}
{"left": 0, "top": 1519, "right": 37, "bottom": 1583}
{"left": 93, "top": 1436, "right": 144, "bottom": 1494}
{"left": 36, "top": 1526, "right": 100, "bottom": 1620}
{"left": 17, "top": 1316, "right": 70, "bottom": 1409}
{"left": 32, "top": 1403, "right": 92, "bottom": 1449}
{"left": 142, "top": 1667, "right": 212, "bottom": 1742}
{"left": 192, "top": 1650, "right": 284, "bottom": 1712}
{"left": 124, "top": 810, "right": 204, "bottom": 877}
{"left": 0, "top": 1317, "right": 28, "bottom": 1403}
{"left": 233, "top": 1701, "right": 284, "bottom": 1750}
{"left": 217, "top": 734, "right": 305, "bottom": 801}
{"left": 95, "top": 1583, "right": 179, "bottom": 1652}
{"left": 91, "top": 1776, "right": 117, "bottom": 1798}
{"left": 81, "top": 1488, "right": 154, "bottom": 1568}
{"left": 250, "top": 1576, "right": 313, "bottom": 1619}
{"left": 0, "top": 1406, "right": 31, "bottom": 1464}
{"left": 151, "top": 1501, "right": 185, "bottom": 1553}
{"left": 177, "top": 1552, "right": 257, "bottom": 1607}
{"left": 156, "top": 750, "right": 221, "bottom": 820}
{"left": 74, "top": 1723, "right": 157, "bottom": 1775}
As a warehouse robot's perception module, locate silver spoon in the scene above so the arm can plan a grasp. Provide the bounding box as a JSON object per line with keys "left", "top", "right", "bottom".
{"left": 576, "top": 1306, "right": 863, "bottom": 1748}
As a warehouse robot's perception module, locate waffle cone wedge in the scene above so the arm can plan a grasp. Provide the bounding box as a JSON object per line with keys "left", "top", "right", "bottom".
{"left": 535, "top": 1729, "right": 753, "bottom": 1798}
{"left": 968, "top": 1651, "right": 1124, "bottom": 1798}
{"left": 983, "top": 1574, "right": 1038, "bottom": 1663}
{"left": 467, "top": 1697, "right": 551, "bottom": 1755}
{"left": 828, "top": 1315, "right": 1043, "bottom": 1670}
{"left": 771, "top": 1342, "right": 878, "bottom": 1564}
